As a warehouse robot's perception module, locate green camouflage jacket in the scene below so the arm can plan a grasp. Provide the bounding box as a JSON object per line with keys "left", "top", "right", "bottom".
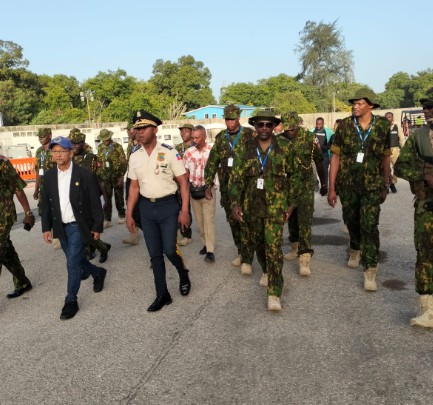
{"left": 0, "top": 156, "right": 27, "bottom": 227}
{"left": 127, "top": 140, "right": 141, "bottom": 161}
{"left": 394, "top": 126, "right": 433, "bottom": 202}
{"left": 205, "top": 126, "right": 256, "bottom": 195}
{"left": 330, "top": 115, "right": 391, "bottom": 192}
{"left": 97, "top": 141, "right": 127, "bottom": 181}
{"left": 35, "top": 146, "right": 56, "bottom": 173}
{"left": 174, "top": 142, "right": 192, "bottom": 159}
{"left": 229, "top": 135, "right": 300, "bottom": 221}
{"left": 73, "top": 151, "right": 98, "bottom": 174}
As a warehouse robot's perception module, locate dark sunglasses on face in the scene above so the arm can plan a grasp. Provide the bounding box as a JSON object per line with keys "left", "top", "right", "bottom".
{"left": 256, "top": 122, "right": 274, "bottom": 129}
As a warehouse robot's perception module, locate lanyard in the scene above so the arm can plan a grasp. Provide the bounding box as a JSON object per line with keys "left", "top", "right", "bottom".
{"left": 256, "top": 145, "right": 272, "bottom": 175}
{"left": 40, "top": 149, "right": 47, "bottom": 165}
{"left": 225, "top": 126, "right": 243, "bottom": 152}
{"left": 354, "top": 115, "right": 375, "bottom": 149}
{"left": 104, "top": 144, "right": 113, "bottom": 160}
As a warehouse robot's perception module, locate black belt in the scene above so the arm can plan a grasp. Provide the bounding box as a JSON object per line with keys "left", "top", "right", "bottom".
{"left": 62, "top": 221, "right": 77, "bottom": 225}
{"left": 142, "top": 194, "right": 176, "bottom": 203}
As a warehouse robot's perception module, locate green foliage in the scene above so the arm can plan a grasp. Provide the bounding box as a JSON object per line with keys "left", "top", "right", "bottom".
{"left": 272, "top": 90, "right": 317, "bottom": 115}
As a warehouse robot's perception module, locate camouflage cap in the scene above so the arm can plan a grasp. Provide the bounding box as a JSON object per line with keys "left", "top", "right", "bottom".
{"left": 348, "top": 87, "right": 380, "bottom": 109}
{"left": 68, "top": 128, "right": 86, "bottom": 143}
{"left": 420, "top": 87, "right": 433, "bottom": 105}
{"left": 281, "top": 112, "right": 302, "bottom": 131}
{"left": 37, "top": 128, "right": 52, "bottom": 138}
{"left": 248, "top": 110, "right": 281, "bottom": 126}
{"left": 224, "top": 104, "right": 241, "bottom": 119}
{"left": 178, "top": 123, "right": 194, "bottom": 130}
{"left": 97, "top": 128, "right": 114, "bottom": 141}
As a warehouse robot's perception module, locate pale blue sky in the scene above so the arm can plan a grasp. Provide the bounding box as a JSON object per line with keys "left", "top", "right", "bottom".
{"left": 2, "top": 0, "right": 432, "bottom": 99}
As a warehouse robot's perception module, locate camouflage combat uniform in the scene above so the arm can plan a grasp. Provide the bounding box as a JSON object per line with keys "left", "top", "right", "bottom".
{"left": 229, "top": 136, "right": 299, "bottom": 297}
{"left": 34, "top": 145, "right": 56, "bottom": 215}
{"left": 97, "top": 141, "right": 127, "bottom": 221}
{"left": 282, "top": 127, "right": 323, "bottom": 256}
{"left": 394, "top": 126, "right": 433, "bottom": 294}
{"left": 0, "top": 157, "right": 32, "bottom": 290}
{"left": 125, "top": 139, "right": 142, "bottom": 228}
{"left": 331, "top": 115, "right": 391, "bottom": 269}
{"left": 175, "top": 142, "right": 193, "bottom": 239}
{"left": 204, "top": 126, "right": 255, "bottom": 254}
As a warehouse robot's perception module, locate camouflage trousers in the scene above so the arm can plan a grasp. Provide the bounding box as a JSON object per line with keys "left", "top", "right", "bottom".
{"left": 0, "top": 224, "right": 31, "bottom": 290}
{"left": 242, "top": 215, "right": 284, "bottom": 297}
{"left": 220, "top": 192, "right": 241, "bottom": 254}
{"left": 340, "top": 189, "right": 381, "bottom": 269}
{"left": 414, "top": 200, "right": 433, "bottom": 294}
{"left": 104, "top": 178, "right": 126, "bottom": 221}
{"left": 288, "top": 186, "right": 314, "bottom": 255}
{"left": 87, "top": 238, "right": 111, "bottom": 256}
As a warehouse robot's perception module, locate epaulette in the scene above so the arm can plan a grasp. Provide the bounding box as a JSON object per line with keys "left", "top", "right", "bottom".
{"left": 161, "top": 143, "right": 173, "bottom": 150}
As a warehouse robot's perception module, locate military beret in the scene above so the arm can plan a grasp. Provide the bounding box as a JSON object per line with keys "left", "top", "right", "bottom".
{"left": 37, "top": 128, "right": 52, "bottom": 138}
{"left": 224, "top": 104, "right": 241, "bottom": 119}
{"left": 132, "top": 110, "right": 162, "bottom": 128}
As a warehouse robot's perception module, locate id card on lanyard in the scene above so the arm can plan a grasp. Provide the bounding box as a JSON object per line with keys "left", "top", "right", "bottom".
{"left": 225, "top": 126, "right": 242, "bottom": 167}
{"left": 354, "top": 115, "right": 375, "bottom": 163}
{"left": 256, "top": 145, "right": 272, "bottom": 189}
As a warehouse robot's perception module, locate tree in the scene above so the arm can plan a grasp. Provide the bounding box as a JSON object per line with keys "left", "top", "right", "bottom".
{"left": 295, "top": 20, "right": 354, "bottom": 95}
{"left": 150, "top": 55, "right": 216, "bottom": 110}
{"left": 272, "top": 90, "right": 316, "bottom": 115}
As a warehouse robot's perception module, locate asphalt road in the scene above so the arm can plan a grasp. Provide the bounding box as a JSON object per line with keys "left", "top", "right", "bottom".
{"left": 2, "top": 179, "right": 433, "bottom": 405}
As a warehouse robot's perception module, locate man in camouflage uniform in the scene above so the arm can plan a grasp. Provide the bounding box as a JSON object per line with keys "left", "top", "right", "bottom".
{"left": 280, "top": 112, "right": 327, "bottom": 276}
{"left": 68, "top": 129, "right": 111, "bottom": 264}
{"left": 229, "top": 110, "right": 299, "bottom": 311}
{"left": 97, "top": 128, "right": 127, "bottom": 228}
{"left": 175, "top": 123, "right": 194, "bottom": 246}
{"left": 204, "top": 104, "right": 255, "bottom": 266}
{"left": 0, "top": 156, "right": 35, "bottom": 299}
{"left": 328, "top": 88, "right": 391, "bottom": 291}
{"left": 122, "top": 122, "right": 141, "bottom": 245}
{"left": 394, "top": 90, "right": 433, "bottom": 327}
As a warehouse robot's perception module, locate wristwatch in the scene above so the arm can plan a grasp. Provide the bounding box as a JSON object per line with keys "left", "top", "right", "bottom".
{"left": 25, "top": 211, "right": 34, "bottom": 216}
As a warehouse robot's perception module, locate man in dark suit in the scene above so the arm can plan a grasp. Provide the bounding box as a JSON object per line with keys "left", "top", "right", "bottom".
{"left": 41, "top": 136, "right": 107, "bottom": 320}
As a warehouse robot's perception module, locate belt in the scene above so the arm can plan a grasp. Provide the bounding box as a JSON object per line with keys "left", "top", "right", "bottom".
{"left": 62, "top": 221, "right": 77, "bottom": 225}
{"left": 142, "top": 194, "right": 176, "bottom": 203}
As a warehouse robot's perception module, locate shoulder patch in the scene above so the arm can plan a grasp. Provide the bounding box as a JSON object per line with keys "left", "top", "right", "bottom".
{"left": 161, "top": 143, "right": 173, "bottom": 150}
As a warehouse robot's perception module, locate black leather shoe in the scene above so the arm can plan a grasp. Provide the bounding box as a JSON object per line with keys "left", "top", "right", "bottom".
{"left": 60, "top": 301, "right": 79, "bottom": 320}
{"left": 390, "top": 184, "right": 397, "bottom": 193}
{"left": 99, "top": 243, "right": 111, "bottom": 263}
{"left": 199, "top": 246, "right": 207, "bottom": 255}
{"left": 93, "top": 268, "right": 107, "bottom": 292}
{"left": 7, "top": 283, "right": 33, "bottom": 299}
{"left": 205, "top": 252, "right": 215, "bottom": 263}
{"left": 81, "top": 272, "right": 90, "bottom": 281}
{"left": 179, "top": 271, "right": 191, "bottom": 296}
{"left": 147, "top": 293, "right": 172, "bottom": 312}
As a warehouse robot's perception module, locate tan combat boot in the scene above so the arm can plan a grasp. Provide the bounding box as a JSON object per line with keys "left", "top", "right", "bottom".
{"left": 299, "top": 253, "right": 311, "bottom": 276}
{"left": 284, "top": 242, "right": 299, "bottom": 261}
{"left": 410, "top": 295, "right": 433, "bottom": 328}
{"left": 347, "top": 250, "right": 361, "bottom": 269}
{"left": 268, "top": 296, "right": 282, "bottom": 311}
{"left": 122, "top": 229, "right": 139, "bottom": 245}
{"left": 259, "top": 273, "right": 268, "bottom": 287}
{"left": 103, "top": 220, "right": 112, "bottom": 229}
{"left": 231, "top": 254, "right": 241, "bottom": 267}
{"left": 52, "top": 238, "right": 61, "bottom": 250}
{"left": 241, "top": 263, "right": 252, "bottom": 275}
{"left": 118, "top": 217, "right": 125, "bottom": 224}
{"left": 364, "top": 267, "right": 377, "bottom": 291}
{"left": 178, "top": 237, "right": 192, "bottom": 246}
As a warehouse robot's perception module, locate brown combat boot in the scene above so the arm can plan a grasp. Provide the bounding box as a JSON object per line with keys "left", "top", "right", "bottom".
{"left": 284, "top": 242, "right": 299, "bottom": 261}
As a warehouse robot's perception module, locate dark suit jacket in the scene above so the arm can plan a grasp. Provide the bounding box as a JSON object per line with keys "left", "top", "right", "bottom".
{"left": 41, "top": 163, "right": 104, "bottom": 244}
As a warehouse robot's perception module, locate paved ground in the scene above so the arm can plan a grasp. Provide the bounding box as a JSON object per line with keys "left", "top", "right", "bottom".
{"left": 2, "top": 180, "right": 433, "bottom": 404}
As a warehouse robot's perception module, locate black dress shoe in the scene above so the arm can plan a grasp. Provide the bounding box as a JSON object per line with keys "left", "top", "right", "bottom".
{"left": 93, "top": 268, "right": 107, "bottom": 292}
{"left": 147, "top": 293, "right": 172, "bottom": 312}
{"left": 60, "top": 301, "right": 79, "bottom": 320}
{"left": 7, "top": 283, "right": 33, "bottom": 299}
{"left": 390, "top": 184, "right": 397, "bottom": 193}
{"left": 199, "top": 246, "right": 207, "bottom": 255}
{"left": 205, "top": 252, "right": 215, "bottom": 263}
{"left": 179, "top": 271, "right": 191, "bottom": 296}
{"left": 81, "top": 272, "right": 90, "bottom": 280}
{"left": 99, "top": 243, "right": 111, "bottom": 263}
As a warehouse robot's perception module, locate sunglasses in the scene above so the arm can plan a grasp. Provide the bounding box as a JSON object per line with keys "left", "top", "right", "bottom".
{"left": 423, "top": 103, "right": 433, "bottom": 110}
{"left": 256, "top": 122, "right": 275, "bottom": 129}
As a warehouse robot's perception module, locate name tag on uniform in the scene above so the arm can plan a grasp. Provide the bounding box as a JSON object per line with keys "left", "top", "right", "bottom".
{"left": 257, "top": 178, "right": 264, "bottom": 189}
{"left": 356, "top": 152, "right": 364, "bottom": 163}
{"left": 105, "top": 162, "right": 110, "bottom": 168}
{"left": 227, "top": 157, "right": 233, "bottom": 167}
{"left": 39, "top": 169, "right": 44, "bottom": 176}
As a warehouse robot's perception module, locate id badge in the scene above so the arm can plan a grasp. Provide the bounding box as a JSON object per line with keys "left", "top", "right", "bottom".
{"left": 227, "top": 157, "right": 233, "bottom": 167}
{"left": 39, "top": 168, "right": 44, "bottom": 176}
{"left": 105, "top": 161, "right": 110, "bottom": 168}
{"left": 257, "top": 178, "right": 264, "bottom": 189}
{"left": 356, "top": 152, "right": 364, "bottom": 163}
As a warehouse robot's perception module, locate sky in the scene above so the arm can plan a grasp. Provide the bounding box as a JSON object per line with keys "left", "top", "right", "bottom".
{"left": 1, "top": 0, "right": 432, "bottom": 101}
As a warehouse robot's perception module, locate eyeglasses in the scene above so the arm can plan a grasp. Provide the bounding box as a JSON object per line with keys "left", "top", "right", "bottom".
{"left": 256, "top": 122, "right": 274, "bottom": 129}
{"left": 422, "top": 103, "right": 433, "bottom": 110}
{"left": 51, "top": 150, "right": 70, "bottom": 154}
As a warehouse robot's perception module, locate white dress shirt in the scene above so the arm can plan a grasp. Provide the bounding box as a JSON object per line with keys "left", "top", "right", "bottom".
{"left": 58, "top": 162, "right": 76, "bottom": 224}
